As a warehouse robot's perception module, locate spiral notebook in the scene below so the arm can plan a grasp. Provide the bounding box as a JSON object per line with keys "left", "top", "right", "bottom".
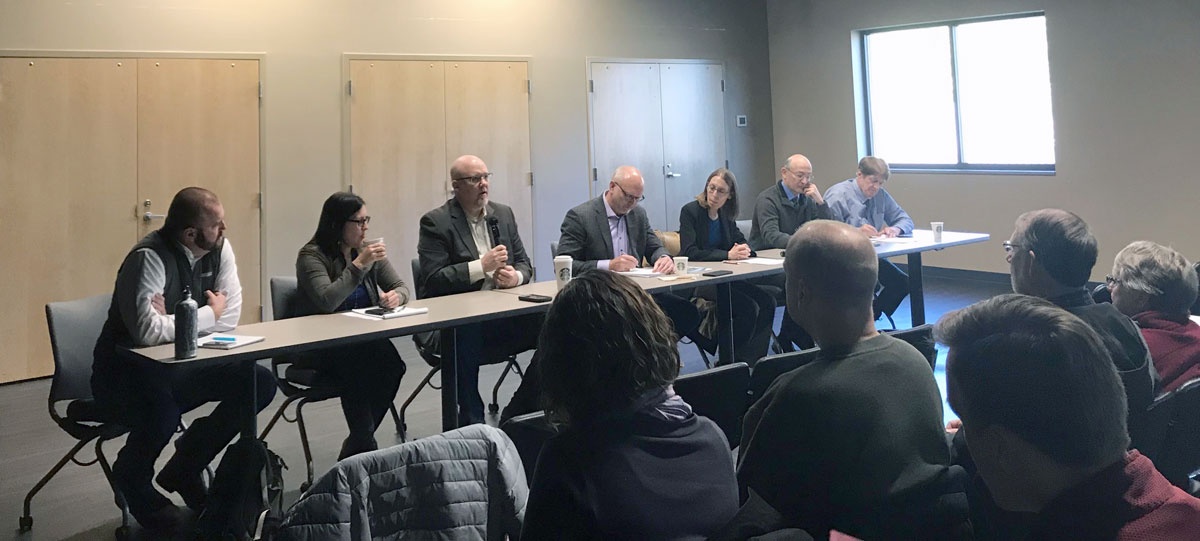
{"left": 198, "top": 334, "right": 266, "bottom": 350}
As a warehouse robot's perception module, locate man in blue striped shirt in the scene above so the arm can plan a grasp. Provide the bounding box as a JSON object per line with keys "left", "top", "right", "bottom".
{"left": 824, "top": 156, "right": 913, "bottom": 321}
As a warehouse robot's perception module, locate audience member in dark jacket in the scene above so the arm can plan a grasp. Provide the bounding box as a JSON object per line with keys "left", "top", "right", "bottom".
{"left": 738, "top": 220, "right": 969, "bottom": 540}
{"left": 936, "top": 294, "right": 1200, "bottom": 541}
{"left": 1106, "top": 240, "right": 1200, "bottom": 395}
{"left": 678, "top": 168, "right": 775, "bottom": 365}
{"left": 1004, "top": 209, "right": 1156, "bottom": 437}
{"left": 521, "top": 271, "right": 738, "bottom": 541}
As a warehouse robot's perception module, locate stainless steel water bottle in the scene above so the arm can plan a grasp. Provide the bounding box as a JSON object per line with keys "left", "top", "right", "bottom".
{"left": 175, "top": 288, "right": 199, "bottom": 359}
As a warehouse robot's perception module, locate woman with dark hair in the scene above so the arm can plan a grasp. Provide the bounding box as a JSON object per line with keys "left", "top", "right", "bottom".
{"left": 521, "top": 271, "right": 738, "bottom": 540}
{"left": 294, "top": 192, "right": 408, "bottom": 459}
{"left": 678, "top": 168, "right": 776, "bottom": 365}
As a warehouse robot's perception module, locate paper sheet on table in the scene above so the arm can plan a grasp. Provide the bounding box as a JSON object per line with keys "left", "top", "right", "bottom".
{"left": 346, "top": 306, "right": 430, "bottom": 320}
{"left": 723, "top": 257, "right": 783, "bottom": 265}
{"left": 617, "top": 269, "right": 663, "bottom": 278}
{"left": 658, "top": 274, "right": 698, "bottom": 282}
{"left": 871, "top": 236, "right": 917, "bottom": 244}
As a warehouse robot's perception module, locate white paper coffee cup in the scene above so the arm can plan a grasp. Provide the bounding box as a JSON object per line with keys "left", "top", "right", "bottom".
{"left": 931, "top": 222, "right": 944, "bottom": 243}
{"left": 673, "top": 256, "right": 689, "bottom": 275}
{"left": 553, "top": 255, "right": 573, "bottom": 290}
{"left": 363, "top": 237, "right": 384, "bottom": 247}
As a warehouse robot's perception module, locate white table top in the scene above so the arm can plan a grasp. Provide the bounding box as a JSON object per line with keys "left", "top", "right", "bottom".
{"left": 125, "top": 231, "right": 989, "bottom": 365}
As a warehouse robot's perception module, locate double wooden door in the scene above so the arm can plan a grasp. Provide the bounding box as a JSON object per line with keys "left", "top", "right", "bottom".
{"left": 0, "top": 57, "right": 261, "bottom": 383}
{"left": 347, "top": 59, "right": 533, "bottom": 287}
{"left": 589, "top": 61, "right": 728, "bottom": 232}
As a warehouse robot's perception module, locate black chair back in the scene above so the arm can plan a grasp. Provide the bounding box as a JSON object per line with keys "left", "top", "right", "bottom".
{"left": 673, "top": 363, "right": 750, "bottom": 448}
{"left": 1145, "top": 378, "right": 1200, "bottom": 489}
{"left": 269, "top": 276, "right": 302, "bottom": 321}
{"left": 500, "top": 411, "right": 557, "bottom": 483}
{"left": 748, "top": 348, "right": 822, "bottom": 404}
{"left": 886, "top": 324, "right": 938, "bottom": 371}
{"left": 45, "top": 293, "right": 112, "bottom": 409}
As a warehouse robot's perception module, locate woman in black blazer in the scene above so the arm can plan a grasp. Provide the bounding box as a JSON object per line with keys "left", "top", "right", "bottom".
{"left": 678, "top": 168, "right": 775, "bottom": 366}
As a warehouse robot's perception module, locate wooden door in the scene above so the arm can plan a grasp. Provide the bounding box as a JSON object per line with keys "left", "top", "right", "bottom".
{"left": 445, "top": 61, "right": 534, "bottom": 264}
{"left": 137, "top": 58, "right": 262, "bottom": 322}
{"left": 588, "top": 62, "right": 667, "bottom": 230}
{"left": 0, "top": 58, "right": 137, "bottom": 382}
{"left": 660, "top": 63, "right": 727, "bottom": 231}
{"left": 348, "top": 60, "right": 447, "bottom": 289}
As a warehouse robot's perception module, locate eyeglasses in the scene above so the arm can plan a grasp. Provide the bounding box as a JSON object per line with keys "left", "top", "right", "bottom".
{"left": 786, "top": 169, "right": 813, "bottom": 182}
{"left": 706, "top": 185, "right": 730, "bottom": 196}
{"left": 1002, "top": 241, "right": 1026, "bottom": 255}
{"left": 346, "top": 216, "right": 371, "bottom": 228}
{"left": 615, "top": 182, "right": 645, "bottom": 203}
{"left": 452, "top": 172, "right": 493, "bottom": 185}
{"left": 1105, "top": 274, "right": 1121, "bottom": 288}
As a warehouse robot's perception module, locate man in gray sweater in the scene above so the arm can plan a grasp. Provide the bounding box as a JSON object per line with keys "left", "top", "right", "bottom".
{"left": 749, "top": 154, "right": 832, "bottom": 350}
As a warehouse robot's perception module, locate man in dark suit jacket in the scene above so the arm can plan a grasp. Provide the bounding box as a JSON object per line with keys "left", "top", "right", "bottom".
{"left": 417, "top": 154, "right": 541, "bottom": 425}
{"left": 501, "top": 166, "right": 702, "bottom": 422}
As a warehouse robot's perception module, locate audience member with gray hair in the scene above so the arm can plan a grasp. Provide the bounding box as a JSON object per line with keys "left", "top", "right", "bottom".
{"left": 1004, "top": 208, "right": 1156, "bottom": 426}
{"left": 1108, "top": 241, "right": 1200, "bottom": 394}
{"left": 936, "top": 294, "right": 1200, "bottom": 539}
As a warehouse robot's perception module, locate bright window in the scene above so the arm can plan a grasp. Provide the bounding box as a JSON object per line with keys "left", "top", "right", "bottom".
{"left": 861, "top": 14, "right": 1055, "bottom": 172}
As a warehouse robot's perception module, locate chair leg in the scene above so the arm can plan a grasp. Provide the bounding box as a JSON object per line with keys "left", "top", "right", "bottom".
{"left": 399, "top": 367, "right": 440, "bottom": 442}
{"left": 95, "top": 437, "right": 131, "bottom": 534}
{"left": 21, "top": 436, "right": 93, "bottom": 531}
{"left": 259, "top": 394, "right": 302, "bottom": 440}
{"left": 695, "top": 343, "right": 713, "bottom": 368}
{"left": 388, "top": 402, "right": 402, "bottom": 434}
{"left": 295, "top": 397, "right": 316, "bottom": 493}
{"left": 490, "top": 359, "right": 518, "bottom": 414}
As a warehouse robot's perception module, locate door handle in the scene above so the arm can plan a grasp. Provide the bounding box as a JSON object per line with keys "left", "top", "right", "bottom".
{"left": 143, "top": 212, "right": 166, "bottom": 222}
{"left": 666, "top": 172, "right": 682, "bottom": 178}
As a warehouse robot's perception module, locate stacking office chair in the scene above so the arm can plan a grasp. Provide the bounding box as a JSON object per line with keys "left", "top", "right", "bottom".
{"left": 399, "top": 259, "right": 523, "bottom": 441}
{"left": 1141, "top": 378, "right": 1200, "bottom": 493}
{"left": 748, "top": 347, "right": 822, "bottom": 405}
{"left": 673, "top": 363, "right": 751, "bottom": 448}
{"left": 885, "top": 324, "right": 938, "bottom": 371}
{"left": 21, "top": 294, "right": 131, "bottom": 538}
{"left": 260, "top": 276, "right": 346, "bottom": 491}
{"left": 500, "top": 411, "right": 557, "bottom": 484}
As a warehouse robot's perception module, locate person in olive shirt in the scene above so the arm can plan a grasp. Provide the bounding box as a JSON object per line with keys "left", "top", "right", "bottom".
{"left": 294, "top": 191, "right": 409, "bottom": 460}
{"left": 738, "top": 220, "right": 967, "bottom": 539}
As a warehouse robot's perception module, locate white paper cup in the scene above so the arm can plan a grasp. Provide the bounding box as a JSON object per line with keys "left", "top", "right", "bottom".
{"left": 553, "top": 255, "right": 573, "bottom": 290}
{"left": 931, "top": 222, "right": 944, "bottom": 243}
{"left": 673, "top": 256, "right": 689, "bottom": 275}
{"left": 363, "top": 237, "right": 384, "bottom": 247}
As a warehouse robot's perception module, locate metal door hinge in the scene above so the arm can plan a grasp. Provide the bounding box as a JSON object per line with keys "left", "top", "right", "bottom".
{"left": 528, "top": 171, "right": 534, "bottom": 186}
{"left": 588, "top": 79, "right": 594, "bottom": 93}
{"left": 347, "top": 80, "right": 353, "bottom": 96}
{"left": 592, "top": 168, "right": 598, "bottom": 182}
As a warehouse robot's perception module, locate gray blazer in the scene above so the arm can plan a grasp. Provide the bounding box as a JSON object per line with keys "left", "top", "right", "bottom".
{"left": 557, "top": 196, "right": 669, "bottom": 275}
{"left": 294, "top": 242, "right": 408, "bottom": 316}
{"left": 417, "top": 199, "right": 532, "bottom": 299}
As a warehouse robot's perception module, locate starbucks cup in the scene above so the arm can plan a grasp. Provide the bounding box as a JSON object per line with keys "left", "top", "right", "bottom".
{"left": 554, "top": 255, "right": 573, "bottom": 290}
{"left": 673, "top": 256, "right": 689, "bottom": 275}
{"left": 931, "top": 222, "right": 944, "bottom": 243}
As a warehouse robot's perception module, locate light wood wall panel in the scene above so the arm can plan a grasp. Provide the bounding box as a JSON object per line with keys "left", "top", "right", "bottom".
{"left": 137, "top": 58, "right": 262, "bottom": 322}
{"left": 444, "top": 61, "right": 535, "bottom": 262}
{"left": 0, "top": 58, "right": 137, "bottom": 381}
{"left": 348, "top": 60, "right": 448, "bottom": 290}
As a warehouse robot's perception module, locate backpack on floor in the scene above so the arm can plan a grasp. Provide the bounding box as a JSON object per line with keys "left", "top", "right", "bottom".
{"left": 195, "top": 437, "right": 286, "bottom": 541}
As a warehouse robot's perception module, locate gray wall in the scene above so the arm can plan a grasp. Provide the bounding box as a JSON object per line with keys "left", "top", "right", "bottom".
{"left": 0, "top": 0, "right": 774, "bottom": 288}
{"left": 767, "top": 0, "right": 1200, "bottom": 277}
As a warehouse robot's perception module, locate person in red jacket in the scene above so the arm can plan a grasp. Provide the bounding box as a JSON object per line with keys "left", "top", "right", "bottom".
{"left": 1107, "top": 240, "right": 1200, "bottom": 395}
{"left": 937, "top": 294, "right": 1200, "bottom": 540}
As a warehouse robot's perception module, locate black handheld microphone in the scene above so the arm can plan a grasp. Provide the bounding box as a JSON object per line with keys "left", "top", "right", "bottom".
{"left": 486, "top": 216, "right": 504, "bottom": 249}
